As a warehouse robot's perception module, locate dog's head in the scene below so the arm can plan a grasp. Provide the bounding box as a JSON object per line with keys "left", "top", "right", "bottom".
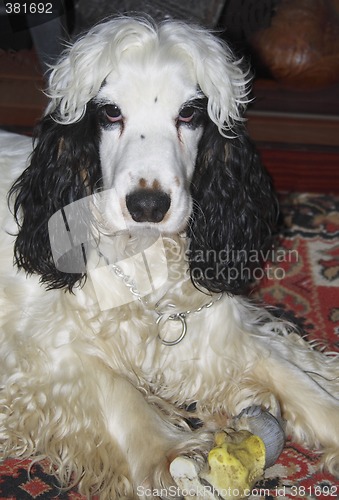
{"left": 10, "top": 17, "right": 277, "bottom": 294}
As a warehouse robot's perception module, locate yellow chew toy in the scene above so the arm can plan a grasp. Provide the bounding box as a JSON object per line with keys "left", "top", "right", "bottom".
{"left": 200, "top": 430, "right": 266, "bottom": 499}
{"left": 170, "top": 406, "right": 284, "bottom": 499}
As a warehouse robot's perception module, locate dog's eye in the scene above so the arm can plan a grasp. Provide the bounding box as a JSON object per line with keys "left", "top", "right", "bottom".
{"left": 104, "top": 104, "right": 122, "bottom": 122}
{"left": 178, "top": 106, "right": 195, "bottom": 123}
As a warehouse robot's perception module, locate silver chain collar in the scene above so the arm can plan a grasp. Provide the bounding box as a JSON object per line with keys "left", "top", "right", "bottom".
{"left": 155, "top": 294, "right": 223, "bottom": 346}
{"left": 104, "top": 259, "right": 223, "bottom": 346}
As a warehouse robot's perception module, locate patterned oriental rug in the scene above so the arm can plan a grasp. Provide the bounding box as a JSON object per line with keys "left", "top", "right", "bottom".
{"left": 0, "top": 192, "right": 338, "bottom": 499}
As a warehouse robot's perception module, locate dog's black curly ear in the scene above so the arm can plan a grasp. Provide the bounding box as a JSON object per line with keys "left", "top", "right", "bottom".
{"left": 188, "top": 121, "right": 277, "bottom": 295}
{"left": 8, "top": 105, "right": 102, "bottom": 291}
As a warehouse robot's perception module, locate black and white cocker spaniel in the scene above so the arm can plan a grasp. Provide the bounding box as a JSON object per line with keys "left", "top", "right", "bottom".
{"left": 0, "top": 17, "right": 338, "bottom": 500}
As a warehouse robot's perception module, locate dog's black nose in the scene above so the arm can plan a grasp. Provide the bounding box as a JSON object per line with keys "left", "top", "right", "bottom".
{"left": 126, "top": 189, "right": 171, "bottom": 223}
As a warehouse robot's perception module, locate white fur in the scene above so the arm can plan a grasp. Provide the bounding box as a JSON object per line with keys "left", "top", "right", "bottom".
{"left": 46, "top": 17, "right": 249, "bottom": 134}
{"left": 95, "top": 55, "right": 203, "bottom": 234}
{"left": 0, "top": 17, "right": 338, "bottom": 500}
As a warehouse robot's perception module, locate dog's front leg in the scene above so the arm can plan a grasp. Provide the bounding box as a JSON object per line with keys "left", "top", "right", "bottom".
{"left": 253, "top": 353, "right": 339, "bottom": 477}
{"left": 97, "top": 369, "right": 214, "bottom": 499}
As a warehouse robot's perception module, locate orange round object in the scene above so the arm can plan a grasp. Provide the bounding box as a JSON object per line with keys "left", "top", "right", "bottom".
{"left": 251, "top": 0, "right": 339, "bottom": 88}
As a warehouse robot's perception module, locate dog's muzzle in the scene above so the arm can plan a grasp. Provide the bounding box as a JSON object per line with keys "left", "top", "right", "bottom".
{"left": 126, "top": 189, "right": 171, "bottom": 223}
